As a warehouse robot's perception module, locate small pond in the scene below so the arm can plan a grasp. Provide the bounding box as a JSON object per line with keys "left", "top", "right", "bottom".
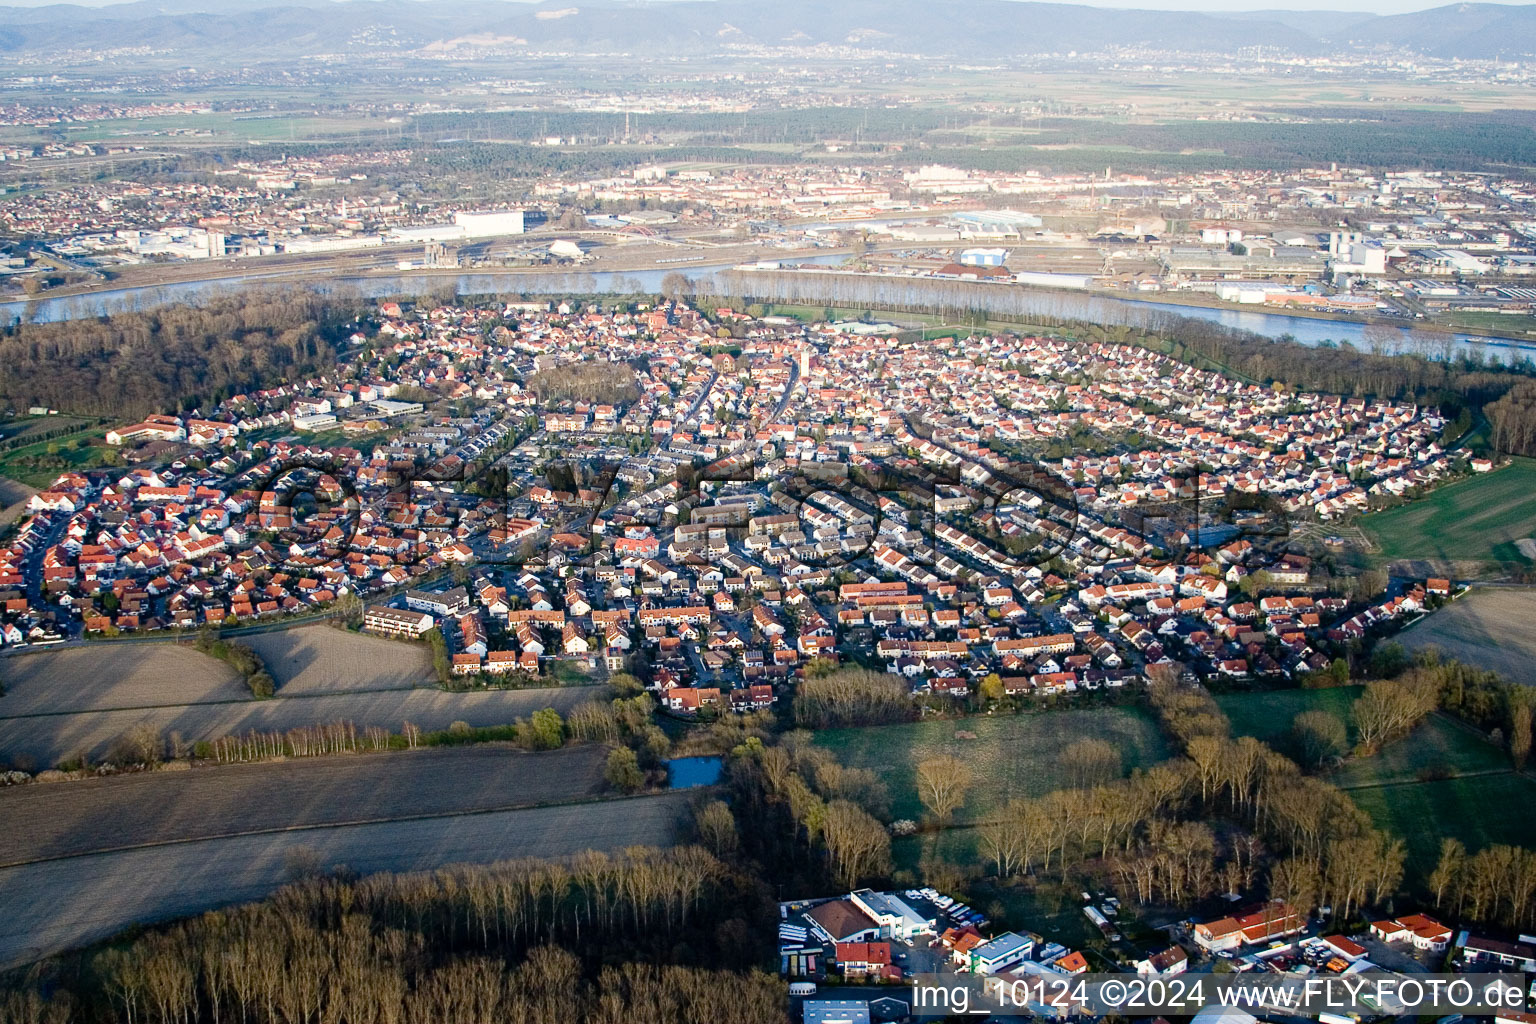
{"left": 667, "top": 756, "right": 724, "bottom": 789}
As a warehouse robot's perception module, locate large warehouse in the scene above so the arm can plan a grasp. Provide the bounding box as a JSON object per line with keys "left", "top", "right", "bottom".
{"left": 390, "top": 209, "right": 525, "bottom": 243}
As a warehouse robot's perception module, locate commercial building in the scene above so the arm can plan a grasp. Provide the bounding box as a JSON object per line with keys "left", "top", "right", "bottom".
{"left": 291, "top": 412, "right": 339, "bottom": 432}
{"left": 801, "top": 1001, "right": 871, "bottom": 1024}
{"left": 804, "top": 900, "right": 881, "bottom": 944}
{"left": 1367, "top": 914, "right": 1451, "bottom": 952}
{"left": 848, "top": 889, "right": 936, "bottom": 940}
{"left": 970, "top": 931, "right": 1034, "bottom": 974}
{"left": 1192, "top": 902, "right": 1305, "bottom": 953}
{"left": 369, "top": 399, "right": 425, "bottom": 417}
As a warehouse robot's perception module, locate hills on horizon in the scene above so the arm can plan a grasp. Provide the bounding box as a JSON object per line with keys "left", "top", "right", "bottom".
{"left": 1, "top": 0, "right": 1534, "bottom": 61}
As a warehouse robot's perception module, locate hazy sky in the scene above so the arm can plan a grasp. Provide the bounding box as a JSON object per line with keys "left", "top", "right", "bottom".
{"left": 1078, "top": 0, "right": 1531, "bottom": 8}
{"left": 1057, "top": 0, "right": 1533, "bottom": 9}
{"left": 5, "top": 0, "right": 1536, "bottom": 11}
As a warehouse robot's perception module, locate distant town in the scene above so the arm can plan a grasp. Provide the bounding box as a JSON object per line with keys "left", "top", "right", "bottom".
{"left": 7, "top": 160, "right": 1536, "bottom": 340}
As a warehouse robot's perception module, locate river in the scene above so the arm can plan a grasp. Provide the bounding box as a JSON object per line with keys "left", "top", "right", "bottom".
{"left": 4, "top": 255, "right": 1533, "bottom": 363}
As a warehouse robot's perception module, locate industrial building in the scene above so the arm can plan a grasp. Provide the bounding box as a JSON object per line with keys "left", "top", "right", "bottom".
{"left": 115, "top": 227, "right": 226, "bottom": 259}
{"left": 958, "top": 247, "right": 1009, "bottom": 267}
{"left": 950, "top": 209, "right": 1044, "bottom": 238}
{"left": 390, "top": 209, "right": 525, "bottom": 243}
{"left": 279, "top": 234, "right": 384, "bottom": 254}
{"left": 1161, "top": 246, "right": 1327, "bottom": 284}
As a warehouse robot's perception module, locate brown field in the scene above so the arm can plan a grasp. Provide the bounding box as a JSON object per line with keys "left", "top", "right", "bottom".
{"left": 0, "top": 744, "right": 609, "bottom": 867}
{"left": 0, "top": 644, "right": 246, "bottom": 716}
{"left": 243, "top": 625, "right": 433, "bottom": 694}
{"left": 0, "top": 791, "right": 690, "bottom": 969}
{"left": 0, "top": 476, "right": 36, "bottom": 528}
{"left": 1398, "top": 587, "right": 1536, "bottom": 684}
{"left": 0, "top": 682, "right": 604, "bottom": 768}
{"left": 0, "top": 477, "right": 33, "bottom": 503}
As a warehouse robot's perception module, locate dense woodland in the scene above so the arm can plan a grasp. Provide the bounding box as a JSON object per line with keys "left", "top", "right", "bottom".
{"left": 1485, "top": 377, "right": 1536, "bottom": 455}
{"left": 935, "top": 112, "right": 1536, "bottom": 173}
{"left": 792, "top": 667, "right": 918, "bottom": 728}
{"left": 0, "top": 847, "right": 783, "bottom": 1024}
{"left": 525, "top": 362, "right": 640, "bottom": 408}
{"left": 0, "top": 290, "right": 359, "bottom": 421}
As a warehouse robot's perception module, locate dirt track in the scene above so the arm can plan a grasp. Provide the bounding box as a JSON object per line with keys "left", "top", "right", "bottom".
{"left": 0, "top": 744, "right": 608, "bottom": 866}
{"left": 0, "top": 791, "right": 690, "bottom": 969}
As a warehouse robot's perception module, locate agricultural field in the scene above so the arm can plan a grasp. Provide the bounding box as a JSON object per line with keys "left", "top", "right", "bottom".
{"left": 0, "top": 475, "right": 39, "bottom": 529}
{"left": 1220, "top": 688, "right": 1525, "bottom": 880}
{"left": 0, "top": 476, "right": 34, "bottom": 505}
{"left": 0, "top": 681, "right": 603, "bottom": 769}
{"left": 1216, "top": 687, "right": 1359, "bottom": 750}
{"left": 0, "top": 744, "right": 609, "bottom": 867}
{"left": 243, "top": 625, "right": 433, "bottom": 694}
{"left": 0, "top": 790, "right": 691, "bottom": 969}
{"left": 814, "top": 706, "right": 1170, "bottom": 824}
{"left": 0, "top": 644, "right": 246, "bottom": 716}
{"left": 0, "top": 415, "right": 93, "bottom": 441}
{"left": 1332, "top": 715, "right": 1512, "bottom": 788}
{"left": 1348, "top": 774, "right": 1536, "bottom": 882}
{"left": 0, "top": 425, "right": 111, "bottom": 488}
{"left": 1362, "top": 458, "right": 1536, "bottom": 573}
{"left": 1397, "top": 587, "right": 1536, "bottom": 684}
{"left": 1219, "top": 689, "right": 1512, "bottom": 785}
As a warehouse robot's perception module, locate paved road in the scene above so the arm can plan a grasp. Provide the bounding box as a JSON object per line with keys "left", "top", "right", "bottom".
{"left": 770, "top": 355, "right": 801, "bottom": 424}
{"left": 675, "top": 369, "right": 719, "bottom": 439}
{"left": 0, "top": 744, "right": 608, "bottom": 866}
{"left": 0, "top": 790, "right": 691, "bottom": 969}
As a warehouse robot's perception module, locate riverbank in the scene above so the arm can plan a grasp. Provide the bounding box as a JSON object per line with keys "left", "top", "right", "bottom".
{"left": 718, "top": 266, "right": 1536, "bottom": 359}
{"left": 1101, "top": 286, "right": 1536, "bottom": 343}
{"left": 0, "top": 238, "right": 855, "bottom": 309}
{"left": 7, "top": 256, "right": 1535, "bottom": 360}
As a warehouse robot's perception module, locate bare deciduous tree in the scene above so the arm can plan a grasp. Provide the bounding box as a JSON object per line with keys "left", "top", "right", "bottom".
{"left": 821, "top": 800, "right": 891, "bottom": 887}
{"left": 1352, "top": 671, "right": 1439, "bottom": 751}
{"left": 1060, "top": 738, "right": 1120, "bottom": 790}
{"left": 915, "top": 755, "right": 973, "bottom": 826}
